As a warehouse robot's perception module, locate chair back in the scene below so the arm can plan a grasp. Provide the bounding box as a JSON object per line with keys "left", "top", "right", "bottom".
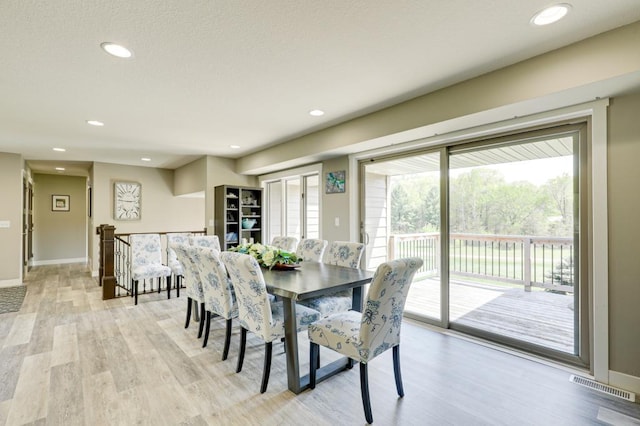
{"left": 190, "top": 235, "right": 221, "bottom": 251}
{"left": 220, "top": 251, "right": 274, "bottom": 341}
{"left": 167, "top": 233, "right": 191, "bottom": 273}
{"left": 359, "top": 257, "right": 423, "bottom": 362}
{"left": 195, "top": 246, "right": 237, "bottom": 319}
{"left": 323, "top": 241, "right": 365, "bottom": 268}
{"left": 172, "top": 244, "right": 204, "bottom": 302}
{"left": 271, "top": 236, "right": 298, "bottom": 252}
{"left": 296, "top": 238, "right": 328, "bottom": 262}
{"left": 130, "top": 234, "right": 163, "bottom": 267}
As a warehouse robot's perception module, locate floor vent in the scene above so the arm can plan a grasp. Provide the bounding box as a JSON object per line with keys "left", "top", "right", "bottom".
{"left": 570, "top": 375, "right": 636, "bottom": 402}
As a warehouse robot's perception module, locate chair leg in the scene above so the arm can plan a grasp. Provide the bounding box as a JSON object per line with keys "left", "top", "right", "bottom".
{"left": 360, "top": 362, "right": 373, "bottom": 424}
{"left": 309, "top": 342, "right": 319, "bottom": 389}
{"left": 167, "top": 276, "right": 172, "bottom": 299}
{"left": 222, "top": 319, "right": 232, "bottom": 361}
{"left": 197, "top": 303, "right": 206, "bottom": 338}
{"left": 237, "top": 327, "right": 247, "bottom": 373}
{"left": 347, "top": 358, "right": 354, "bottom": 369}
{"left": 158, "top": 277, "right": 161, "bottom": 294}
{"left": 393, "top": 345, "right": 404, "bottom": 397}
{"left": 260, "top": 341, "right": 273, "bottom": 393}
{"left": 202, "top": 311, "right": 211, "bottom": 348}
{"left": 176, "top": 275, "right": 181, "bottom": 298}
{"left": 185, "top": 297, "right": 192, "bottom": 328}
{"left": 134, "top": 280, "right": 139, "bottom": 305}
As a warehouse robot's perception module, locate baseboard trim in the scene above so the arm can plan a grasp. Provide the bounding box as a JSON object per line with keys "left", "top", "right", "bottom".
{"left": 31, "top": 257, "right": 87, "bottom": 266}
{"left": 609, "top": 370, "right": 640, "bottom": 395}
{"left": 0, "top": 279, "right": 22, "bottom": 288}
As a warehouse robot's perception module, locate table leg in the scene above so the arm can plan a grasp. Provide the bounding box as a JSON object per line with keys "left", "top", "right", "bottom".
{"left": 352, "top": 285, "right": 364, "bottom": 312}
{"left": 282, "top": 296, "right": 302, "bottom": 394}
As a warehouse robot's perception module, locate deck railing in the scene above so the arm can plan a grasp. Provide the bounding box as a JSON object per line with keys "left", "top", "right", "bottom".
{"left": 98, "top": 225, "right": 206, "bottom": 300}
{"left": 389, "top": 232, "right": 574, "bottom": 293}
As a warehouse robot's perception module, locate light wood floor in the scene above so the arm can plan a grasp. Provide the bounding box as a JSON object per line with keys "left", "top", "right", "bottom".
{"left": 1, "top": 264, "right": 639, "bottom": 425}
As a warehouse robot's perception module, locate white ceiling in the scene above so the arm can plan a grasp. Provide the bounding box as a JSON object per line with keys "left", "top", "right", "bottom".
{"left": 2, "top": 1, "right": 640, "bottom": 175}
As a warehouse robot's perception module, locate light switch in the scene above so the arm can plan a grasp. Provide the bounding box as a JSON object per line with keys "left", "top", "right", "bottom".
{"left": 0, "top": 220, "right": 10, "bottom": 228}
{"left": 334, "top": 217, "right": 340, "bottom": 227}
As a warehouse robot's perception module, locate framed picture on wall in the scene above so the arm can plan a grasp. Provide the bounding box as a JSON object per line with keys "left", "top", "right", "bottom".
{"left": 114, "top": 181, "right": 141, "bottom": 220}
{"left": 52, "top": 194, "right": 70, "bottom": 212}
{"left": 325, "top": 170, "right": 346, "bottom": 194}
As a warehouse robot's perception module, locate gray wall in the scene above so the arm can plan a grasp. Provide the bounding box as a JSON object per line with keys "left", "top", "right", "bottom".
{"left": 321, "top": 157, "right": 351, "bottom": 244}
{"left": 0, "top": 153, "right": 22, "bottom": 283}
{"left": 607, "top": 89, "right": 640, "bottom": 378}
{"left": 32, "top": 173, "right": 87, "bottom": 263}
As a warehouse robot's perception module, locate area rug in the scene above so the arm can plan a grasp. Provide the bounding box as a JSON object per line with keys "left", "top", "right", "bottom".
{"left": 0, "top": 286, "right": 27, "bottom": 314}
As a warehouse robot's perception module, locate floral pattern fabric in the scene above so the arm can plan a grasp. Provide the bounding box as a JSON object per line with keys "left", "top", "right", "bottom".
{"left": 220, "top": 251, "right": 320, "bottom": 343}
{"left": 193, "top": 246, "right": 238, "bottom": 320}
{"left": 270, "top": 236, "right": 298, "bottom": 252}
{"left": 295, "top": 239, "right": 328, "bottom": 262}
{"left": 308, "top": 257, "right": 423, "bottom": 364}
{"left": 189, "top": 235, "right": 221, "bottom": 251}
{"left": 167, "top": 233, "right": 191, "bottom": 275}
{"left": 172, "top": 244, "right": 205, "bottom": 302}
{"left": 130, "top": 234, "right": 171, "bottom": 281}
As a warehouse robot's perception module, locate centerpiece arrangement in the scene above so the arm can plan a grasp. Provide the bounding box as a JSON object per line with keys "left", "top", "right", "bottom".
{"left": 229, "top": 242, "right": 302, "bottom": 270}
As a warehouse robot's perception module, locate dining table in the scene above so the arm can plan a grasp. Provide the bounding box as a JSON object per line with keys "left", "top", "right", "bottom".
{"left": 262, "top": 261, "right": 374, "bottom": 394}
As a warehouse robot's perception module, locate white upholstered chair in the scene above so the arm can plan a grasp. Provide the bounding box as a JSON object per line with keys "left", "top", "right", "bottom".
{"left": 194, "top": 246, "right": 238, "bottom": 358}
{"left": 220, "top": 251, "right": 321, "bottom": 393}
{"left": 166, "top": 232, "right": 191, "bottom": 297}
{"left": 173, "top": 244, "right": 207, "bottom": 339}
{"left": 270, "top": 236, "right": 298, "bottom": 252}
{"left": 189, "top": 235, "right": 221, "bottom": 251}
{"left": 295, "top": 238, "right": 328, "bottom": 262}
{"left": 299, "top": 241, "right": 365, "bottom": 316}
{"left": 308, "top": 257, "right": 423, "bottom": 424}
{"left": 129, "top": 234, "right": 172, "bottom": 305}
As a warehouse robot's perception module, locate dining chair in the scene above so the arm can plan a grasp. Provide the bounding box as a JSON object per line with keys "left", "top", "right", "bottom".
{"left": 189, "top": 235, "right": 221, "bottom": 251}
{"left": 295, "top": 238, "right": 328, "bottom": 262}
{"left": 172, "top": 244, "right": 207, "bottom": 339}
{"left": 220, "top": 251, "right": 321, "bottom": 393}
{"left": 166, "top": 232, "right": 191, "bottom": 298}
{"left": 308, "top": 257, "right": 423, "bottom": 424}
{"left": 270, "top": 236, "right": 298, "bottom": 252}
{"left": 299, "top": 241, "right": 365, "bottom": 316}
{"left": 129, "top": 234, "right": 172, "bottom": 305}
{"left": 193, "top": 246, "right": 238, "bottom": 358}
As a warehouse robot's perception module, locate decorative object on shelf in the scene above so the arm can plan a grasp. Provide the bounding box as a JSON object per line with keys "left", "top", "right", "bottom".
{"left": 227, "top": 192, "right": 238, "bottom": 198}
{"left": 241, "top": 218, "right": 257, "bottom": 229}
{"left": 51, "top": 194, "right": 70, "bottom": 212}
{"left": 114, "top": 181, "right": 141, "bottom": 220}
{"left": 242, "top": 192, "right": 256, "bottom": 205}
{"left": 325, "top": 170, "right": 346, "bottom": 194}
{"left": 225, "top": 232, "right": 238, "bottom": 242}
{"left": 229, "top": 243, "right": 301, "bottom": 270}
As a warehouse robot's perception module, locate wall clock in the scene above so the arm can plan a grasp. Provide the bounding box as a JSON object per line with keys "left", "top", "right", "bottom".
{"left": 114, "top": 181, "right": 141, "bottom": 220}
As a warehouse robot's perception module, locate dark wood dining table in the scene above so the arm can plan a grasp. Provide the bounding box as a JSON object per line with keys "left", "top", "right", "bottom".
{"left": 262, "top": 261, "right": 374, "bottom": 394}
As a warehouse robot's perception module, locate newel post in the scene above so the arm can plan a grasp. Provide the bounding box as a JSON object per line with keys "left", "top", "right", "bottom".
{"left": 100, "top": 224, "right": 117, "bottom": 300}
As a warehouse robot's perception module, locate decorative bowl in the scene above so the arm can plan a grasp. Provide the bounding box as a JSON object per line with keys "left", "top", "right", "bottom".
{"left": 241, "top": 218, "right": 257, "bottom": 229}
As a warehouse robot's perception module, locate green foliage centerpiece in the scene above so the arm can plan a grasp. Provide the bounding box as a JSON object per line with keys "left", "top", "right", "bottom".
{"left": 229, "top": 243, "right": 302, "bottom": 269}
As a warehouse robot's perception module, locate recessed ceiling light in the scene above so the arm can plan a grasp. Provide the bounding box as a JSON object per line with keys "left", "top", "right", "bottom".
{"left": 141, "top": 157, "right": 151, "bottom": 162}
{"left": 100, "top": 42, "right": 133, "bottom": 58}
{"left": 86, "top": 120, "right": 104, "bottom": 126}
{"left": 53, "top": 147, "right": 66, "bottom": 152}
{"left": 309, "top": 109, "right": 325, "bottom": 117}
{"left": 55, "top": 167, "right": 65, "bottom": 171}
{"left": 531, "top": 3, "right": 571, "bottom": 26}
{"left": 229, "top": 145, "right": 241, "bottom": 149}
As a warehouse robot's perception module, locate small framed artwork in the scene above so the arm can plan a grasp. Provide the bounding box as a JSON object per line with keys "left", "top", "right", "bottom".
{"left": 114, "top": 181, "right": 142, "bottom": 221}
{"left": 52, "top": 194, "right": 70, "bottom": 212}
{"left": 325, "top": 170, "right": 346, "bottom": 194}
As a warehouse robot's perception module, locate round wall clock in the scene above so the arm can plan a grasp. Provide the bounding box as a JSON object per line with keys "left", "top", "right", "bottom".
{"left": 114, "top": 181, "right": 141, "bottom": 220}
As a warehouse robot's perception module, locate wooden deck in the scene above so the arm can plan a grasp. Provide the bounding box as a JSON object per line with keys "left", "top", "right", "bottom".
{"left": 405, "top": 275, "right": 575, "bottom": 353}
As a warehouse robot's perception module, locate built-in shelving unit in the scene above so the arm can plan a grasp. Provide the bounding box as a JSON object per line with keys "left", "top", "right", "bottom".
{"left": 214, "top": 185, "right": 263, "bottom": 250}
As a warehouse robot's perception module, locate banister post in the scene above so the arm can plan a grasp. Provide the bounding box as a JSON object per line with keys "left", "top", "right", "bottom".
{"left": 523, "top": 238, "right": 532, "bottom": 292}
{"left": 388, "top": 235, "right": 395, "bottom": 261}
{"left": 100, "top": 224, "right": 117, "bottom": 300}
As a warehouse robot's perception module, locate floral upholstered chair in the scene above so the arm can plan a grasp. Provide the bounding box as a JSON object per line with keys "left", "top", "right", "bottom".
{"left": 166, "top": 233, "right": 191, "bottom": 297}
{"left": 129, "top": 234, "right": 172, "bottom": 305}
{"left": 194, "top": 246, "right": 238, "bottom": 358}
{"left": 270, "top": 236, "right": 298, "bottom": 252}
{"left": 172, "top": 244, "right": 206, "bottom": 339}
{"left": 220, "top": 251, "right": 321, "bottom": 393}
{"left": 299, "top": 241, "right": 365, "bottom": 316}
{"left": 295, "top": 238, "right": 328, "bottom": 262}
{"left": 189, "top": 235, "right": 221, "bottom": 251}
{"left": 308, "top": 257, "right": 424, "bottom": 424}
